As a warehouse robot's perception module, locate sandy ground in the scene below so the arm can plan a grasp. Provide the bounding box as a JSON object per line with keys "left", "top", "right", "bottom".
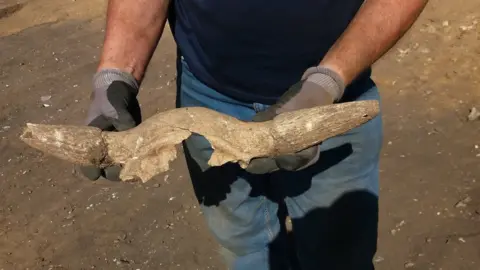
{"left": 1, "top": 0, "right": 480, "bottom": 269}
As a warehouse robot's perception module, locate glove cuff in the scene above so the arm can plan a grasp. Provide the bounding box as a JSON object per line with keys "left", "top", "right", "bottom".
{"left": 303, "top": 66, "right": 345, "bottom": 101}
{"left": 93, "top": 69, "right": 139, "bottom": 95}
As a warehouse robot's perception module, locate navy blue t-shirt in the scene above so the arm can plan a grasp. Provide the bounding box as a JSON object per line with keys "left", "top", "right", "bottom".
{"left": 169, "top": 0, "right": 368, "bottom": 104}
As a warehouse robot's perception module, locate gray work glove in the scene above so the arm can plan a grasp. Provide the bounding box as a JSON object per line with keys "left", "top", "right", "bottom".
{"left": 77, "top": 69, "right": 141, "bottom": 181}
{"left": 245, "top": 66, "right": 345, "bottom": 174}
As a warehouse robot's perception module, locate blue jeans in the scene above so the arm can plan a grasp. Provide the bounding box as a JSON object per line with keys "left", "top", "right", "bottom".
{"left": 176, "top": 58, "right": 383, "bottom": 270}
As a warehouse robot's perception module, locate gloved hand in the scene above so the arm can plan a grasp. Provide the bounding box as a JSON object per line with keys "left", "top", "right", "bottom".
{"left": 245, "top": 66, "right": 345, "bottom": 174}
{"left": 77, "top": 69, "right": 141, "bottom": 181}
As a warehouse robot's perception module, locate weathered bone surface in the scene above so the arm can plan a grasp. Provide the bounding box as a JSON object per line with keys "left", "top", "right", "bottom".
{"left": 20, "top": 100, "right": 380, "bottom": 182}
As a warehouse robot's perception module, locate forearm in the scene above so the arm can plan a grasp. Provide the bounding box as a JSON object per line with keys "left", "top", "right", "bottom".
{"left": 321, "top": 0, "right": 428, "bottom": 84}
{"left": 98, "top": 0, "right": 171, "bottom": 82}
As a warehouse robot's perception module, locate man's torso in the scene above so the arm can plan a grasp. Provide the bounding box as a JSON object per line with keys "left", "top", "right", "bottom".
{"left": 169, "top": 0, "right": 367, "bottom": 104}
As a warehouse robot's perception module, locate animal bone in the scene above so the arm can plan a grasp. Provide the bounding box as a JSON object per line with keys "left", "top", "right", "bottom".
{"left": 20, "top": 101, "right": 380, "bottom": 182}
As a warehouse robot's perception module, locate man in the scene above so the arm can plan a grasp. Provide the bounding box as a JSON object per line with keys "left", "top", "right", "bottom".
{"left": 80, "top": 0, "right": 427, "bottom": 269}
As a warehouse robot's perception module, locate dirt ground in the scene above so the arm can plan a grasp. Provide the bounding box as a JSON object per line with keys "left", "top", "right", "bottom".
{"left": 1, "top": 0, "right": 480, "bottom": 269}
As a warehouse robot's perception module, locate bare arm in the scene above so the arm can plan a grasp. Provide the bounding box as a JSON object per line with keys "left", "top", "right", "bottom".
{"left": 321, "top": 0, "right": 428, "bottom": 84}
{"left": 98, "top": 0, "right": 171, "bottom": 82}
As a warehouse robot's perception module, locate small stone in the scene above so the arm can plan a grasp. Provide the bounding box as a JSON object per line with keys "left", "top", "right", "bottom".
{"left": 455, "top": 202, "right": 467, "bottom": 208}
{"left": 404, "top": 262, "right": 415, "bottom": 268}
{"left": 455, "top": 196, "right": 472, "bottom": 208}
{"left": 115, "top": 233, "right": 127, "bottom": 242}
{"left": 374, "top": 256, "right": 385, "bottom": 263}
{"left": 153, "top": 183, "right": 161, "bottom": 188}
{"left": 396, "top": 220, "right": 406, "bottom": 227}
{"left": 3, "top": 126, "right": 10, "bottom": 130}
{"left": 468, "top": 107, "right": 480, "bottom": 121}
{"left": 460, "top": 25, "right": 474, "bottom": 31}
{"left": 397, "top": 48, "right": 411, "bottom": 58}
{"left": 442, "top": 21, "right": 449, "bottom": 27}
{"left": 459, "top": 237, "right": 466, "bottom": 243}
{"left": 41, "top": 95, "right": 52, "bottom": 102}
